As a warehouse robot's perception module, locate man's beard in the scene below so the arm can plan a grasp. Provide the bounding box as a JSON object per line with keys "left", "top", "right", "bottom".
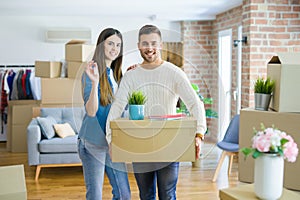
{"left": 140, "top": 50, "right": 158, "bottom": 64}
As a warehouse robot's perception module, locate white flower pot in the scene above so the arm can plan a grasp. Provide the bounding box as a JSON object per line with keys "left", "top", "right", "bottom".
{"left": 254, "top": 153, "right": 284, "bottom": 200}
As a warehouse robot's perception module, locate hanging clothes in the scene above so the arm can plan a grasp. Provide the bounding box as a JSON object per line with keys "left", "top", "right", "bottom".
{"left": 5, "top": 70, "right": 16, "bottom": 100}
{"left": 1, "top": 70, "right": 8, "bottom": 134}
{"left": 25, "top": 69, "right": 33, "bottom": 99}
{"left": 29, "top": 70, "right": 41, "bottom": 100}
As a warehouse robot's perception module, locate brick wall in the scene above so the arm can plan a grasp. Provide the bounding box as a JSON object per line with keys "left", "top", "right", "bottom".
{"left": 242, "top": 0, "right": 300, "bottom": 107}
{"left": 182, "top": 0, "right": 300, "bottom": 142}
{"left": 182, "top": 6, "right": 242, "bottom": 142}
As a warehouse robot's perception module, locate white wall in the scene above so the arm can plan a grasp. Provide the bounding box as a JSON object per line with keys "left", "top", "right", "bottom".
{"left": 0, "top": 16, "right": 181, "bottom": 71}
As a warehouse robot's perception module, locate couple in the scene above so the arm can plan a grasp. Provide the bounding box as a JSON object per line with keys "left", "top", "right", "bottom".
{"left": 77, "top": 24, "right": 207, "bottom": 200}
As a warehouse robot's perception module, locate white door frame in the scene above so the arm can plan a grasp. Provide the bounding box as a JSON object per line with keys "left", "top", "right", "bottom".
{"left": 218, "top": 29, "right": 232, "bottom": 140}
{"left": 235, "top": 25, "right": 242, "bottom": 114}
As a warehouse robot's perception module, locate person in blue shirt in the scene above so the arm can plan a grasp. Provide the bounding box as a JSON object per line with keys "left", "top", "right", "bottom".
{"left": 78, "top": 28, "right": 130, "bottom": 200}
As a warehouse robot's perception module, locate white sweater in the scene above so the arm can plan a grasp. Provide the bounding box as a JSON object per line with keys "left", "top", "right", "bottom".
{"left": 106, "top": 61, "right": 207, "bottom": 144}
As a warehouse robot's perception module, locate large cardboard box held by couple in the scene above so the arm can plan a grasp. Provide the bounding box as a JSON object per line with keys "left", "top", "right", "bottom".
{"left": 238, "top": 108, "right": 300, "bottom": 191}
{"left": 0, "top": 165, "right": 27, "bottom": 199}
{"left": 110, "top": 118, "right": 196, "bottom": 162}
{"left": 267, "top": 53, "right": 300, "bottom": 112}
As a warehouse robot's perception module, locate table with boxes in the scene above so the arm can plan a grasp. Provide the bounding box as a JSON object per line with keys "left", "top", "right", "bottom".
{"left": 238, "top": 53, "right": 300, "bottom": 191}
{"left": 219, "top": 184, "right": 300, "bottom": 200}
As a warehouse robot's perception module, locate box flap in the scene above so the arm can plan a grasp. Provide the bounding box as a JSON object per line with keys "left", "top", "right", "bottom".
{"left": 110, "top": 118, "right": 196, "bottom": 129}
{"left": 268, "top": 56, "right": 281, "bottom": 64}
{"left": 66, "top": 40, "right": 86, "bottom": 45}
{"left": 269, "top": 53, "right": 300, "bottom": 65}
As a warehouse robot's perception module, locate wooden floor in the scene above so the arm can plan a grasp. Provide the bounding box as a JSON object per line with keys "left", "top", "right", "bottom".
{"left": 0, "top": 142, "right": 242, "bottom": 199}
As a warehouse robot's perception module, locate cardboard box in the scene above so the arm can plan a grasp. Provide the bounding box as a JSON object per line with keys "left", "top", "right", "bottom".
{"left": 41, "top": 78, "right": 84, "bottom": 105}
{"left": 12, "top": 105, "right": 37, "bottom": 125}
{"left": 110, "top": 118, "right": 196, "bottom": 162}
{"left": 35, "top": 61, "right": 62, "bottom": 78}
{"left": 67, "top": 61, "right": 86, "bottom": 79}
{"left": 267, "top": 53, "right": 300, "bottom": 112}
{"left": 7, "top": 100, "right": 40, "bottom": 152}
{"left": 0, "top": 165, "right": 27, "bottom": 200}
{"left": 10, "top": 104, "right": 40, "bottom": 152}
{"left": 11, "top": 125, "right": 28, "bottom": 153}
{"left": 239, "top": 108, "right": 300, "bottom": 191}
{"left": 65, "top": 40, "right": 95, "bottom": 62}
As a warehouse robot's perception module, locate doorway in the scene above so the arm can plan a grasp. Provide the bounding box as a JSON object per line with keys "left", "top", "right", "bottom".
{"left": 218, "top": 29, "right": 232, "bottom": 140}
{"left": 236, "top": 25, "right": 242, "bottom": 114}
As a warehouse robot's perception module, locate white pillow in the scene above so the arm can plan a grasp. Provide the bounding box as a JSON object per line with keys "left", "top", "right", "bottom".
{"left": 53, "top": 123, "right": 76, "bottom": 138}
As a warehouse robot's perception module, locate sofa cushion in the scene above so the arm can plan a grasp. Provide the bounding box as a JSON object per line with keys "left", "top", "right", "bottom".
{"left": 40, "top": 107, "right": 85, "bottom": 134}
{"left": 36, "top": 116, "right": 57, "bottom": 139}
{"left": 40, "top": 153, "right": 81, "bottom": 165}
{"left": 62, "top": 107, "right": 85, "bottom": 133}
{"left": 40, "top": 108, "right": 63, "bottom": 124}
{"left": 53, "top": 123, "right": 76, "bottom": 138}
{"left": 39, "top": 135, "right": 78, "bottom": 153}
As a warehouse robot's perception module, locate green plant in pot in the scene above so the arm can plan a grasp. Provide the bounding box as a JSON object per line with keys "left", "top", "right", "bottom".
{"left": 254, "top": 77, "right": 275, "bottom": 111}
{"left": 128, "top": 91, "right": 146, "bottom": 120}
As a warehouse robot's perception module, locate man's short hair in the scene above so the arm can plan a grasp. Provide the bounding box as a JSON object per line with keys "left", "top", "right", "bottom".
{"left": 138, "top": 25, "right": 162, "bottom": 41}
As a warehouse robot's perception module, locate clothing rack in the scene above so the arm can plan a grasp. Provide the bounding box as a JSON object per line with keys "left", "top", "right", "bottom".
{"left": 0, "top": 65, "right": 34, "bottom": 69}
{"left": 0, "top": 65, "right": 38, "bottom": 141}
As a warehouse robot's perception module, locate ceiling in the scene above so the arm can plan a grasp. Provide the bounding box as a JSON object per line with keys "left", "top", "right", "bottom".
{"left": 0, "top": 0, "right": 242, "bottom": 21}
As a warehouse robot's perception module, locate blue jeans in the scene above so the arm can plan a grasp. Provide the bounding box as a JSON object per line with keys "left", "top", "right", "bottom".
{"left": 78, "top": 138, "right": 131, "bottom": 200}
{"left": 133, "top": 162, "right": 179, "bottom": 200}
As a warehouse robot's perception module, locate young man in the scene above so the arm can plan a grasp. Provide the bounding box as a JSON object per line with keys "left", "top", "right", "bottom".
{"left": 106, "top": 24, "right": 207, "bottom": 200}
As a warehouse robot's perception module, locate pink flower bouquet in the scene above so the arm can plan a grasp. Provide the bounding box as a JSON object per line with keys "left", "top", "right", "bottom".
{"left": 241, "top": 124, "right": 299, "bottom": 162}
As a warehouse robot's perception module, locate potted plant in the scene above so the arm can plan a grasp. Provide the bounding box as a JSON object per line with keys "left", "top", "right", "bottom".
{"left": 128, "top": 91, "right": 146, "bottom": 120}
{"left": 254, "top": 77, "right": 275, "bottom": 111}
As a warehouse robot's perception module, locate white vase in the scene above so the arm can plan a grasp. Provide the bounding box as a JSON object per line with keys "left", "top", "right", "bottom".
{"left": 254, "top": 153, "right": 284, "bottom": 200}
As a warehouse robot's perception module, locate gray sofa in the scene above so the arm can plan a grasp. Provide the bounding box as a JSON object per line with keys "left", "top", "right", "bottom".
{"left": 27, "top": 107, "right": 85, "bottom": 181}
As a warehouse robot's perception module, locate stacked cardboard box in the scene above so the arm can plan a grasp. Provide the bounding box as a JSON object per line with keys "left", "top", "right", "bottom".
{"left": 9, "top": 41, "right": 94, "bottom": 152}
{"left": 239, "top": 53, "right": 300, "bottom": 191}
{"left": 35, "top": 61, "right": 62, "bottom": 78}
{"left": 239, "top": 108, "right": 300, "bottom": 191}
{"left": 41, "top": 78, "right": 83, "bottom": 105}
{"left": 267, "top": 53, "right": 300, "bottom": 112}
{"left": 67, "top": 61, "right": 86, "bottom": 79}
{"left": 65, "top": 40, "right": 94, "bottom": 79}
{"left": 7, "top": 100, "right": 40, "bottom": 152}
{"left": 37, "top": 40, "right": 95, "bottom": 106}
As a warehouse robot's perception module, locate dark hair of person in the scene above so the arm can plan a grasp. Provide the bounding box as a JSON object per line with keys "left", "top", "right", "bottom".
{"left": 138, "top": 25, "right": 162, "bottom": 41}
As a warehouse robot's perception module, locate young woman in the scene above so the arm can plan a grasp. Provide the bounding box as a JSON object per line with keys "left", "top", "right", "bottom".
{"left": 78, "top": 28, "right": 130, "bottom": 200}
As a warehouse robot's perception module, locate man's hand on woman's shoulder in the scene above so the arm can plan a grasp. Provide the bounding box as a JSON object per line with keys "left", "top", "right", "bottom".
{"left": 126, "top": 64, "right": 138, "bottom": 72}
